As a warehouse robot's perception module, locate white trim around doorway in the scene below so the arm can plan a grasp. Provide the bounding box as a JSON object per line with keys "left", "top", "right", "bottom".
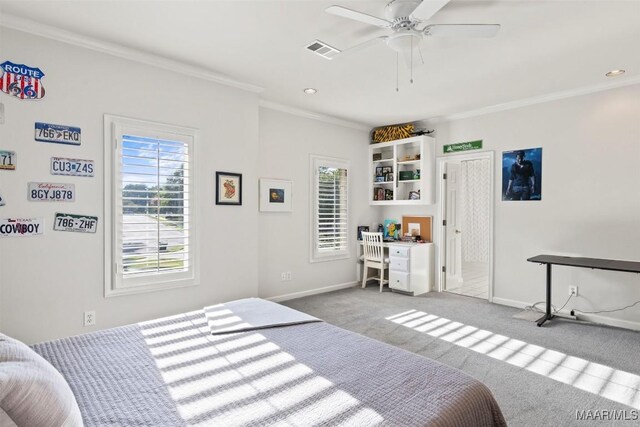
{"left": 436, "top": 151, "right": 495, "bottom": 302}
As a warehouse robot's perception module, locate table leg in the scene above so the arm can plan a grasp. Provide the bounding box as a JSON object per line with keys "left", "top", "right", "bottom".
{"left": 537, "top": 264, "right": 554, "bottom": 327}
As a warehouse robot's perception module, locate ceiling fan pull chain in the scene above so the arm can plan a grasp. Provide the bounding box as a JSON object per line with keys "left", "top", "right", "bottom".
{"left": 396, "top": 52, "right": 399, "bottom": 92}
{"left": 410, "top": 36, "right": 414, "bottom": 84}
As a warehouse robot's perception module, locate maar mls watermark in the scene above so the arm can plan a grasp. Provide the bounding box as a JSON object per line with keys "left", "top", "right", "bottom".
{"left": 576, "top": 409, "right": 639, "bottom": 421}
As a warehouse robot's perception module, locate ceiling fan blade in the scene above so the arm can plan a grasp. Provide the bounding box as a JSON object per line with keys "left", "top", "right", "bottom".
{"left": 325, "top": 5, "right": 392, "bottom": 28}
{"left": 410, "top": 0, "right": 450, "bottom": 21}
{"left": 338, "top": 36, "right": 389, "bottom": 56}
{"left": 423, "top": 24, "right": 501, "bottom": 38}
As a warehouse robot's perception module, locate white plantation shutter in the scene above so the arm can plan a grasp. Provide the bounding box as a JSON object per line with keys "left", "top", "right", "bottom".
{"left": 311, "top": 156, "right": 349, "bottom": 262}
{"left": 105, "top": 116, "right": 197, "bottom": 296}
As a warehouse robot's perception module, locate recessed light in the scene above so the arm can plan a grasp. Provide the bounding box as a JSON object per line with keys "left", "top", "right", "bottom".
{"left": 606, "top": 69, "right": 625, "bottom": 77}
{"left": 303, "top": 88, "right": 317, "bottom": 94}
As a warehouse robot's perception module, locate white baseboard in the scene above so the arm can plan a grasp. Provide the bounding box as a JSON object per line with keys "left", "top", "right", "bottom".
{"left": 492, "top": 297, "right": 640, "bottom": 332}
{"left": 265, "top": 281, "right": 358, "bottom": 303}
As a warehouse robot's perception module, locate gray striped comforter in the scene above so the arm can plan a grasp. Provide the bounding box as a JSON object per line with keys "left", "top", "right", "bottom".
{"left": 33, "top": 309, "right": 506, "bottom": 426}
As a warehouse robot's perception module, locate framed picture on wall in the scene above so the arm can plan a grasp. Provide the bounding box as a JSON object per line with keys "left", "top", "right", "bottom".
{"left": 259, "top": 178, "right": 292, "bottom": 212}
{"left": 215, "top": 171, "right": 242, "bottom": 205}
{"left": 502, "top": 147, "right": 542, "bottom": 201}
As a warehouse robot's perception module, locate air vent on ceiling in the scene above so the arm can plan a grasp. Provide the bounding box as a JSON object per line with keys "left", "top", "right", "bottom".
{"left": 305, "top": 40, "right": 341, "bottom": 60}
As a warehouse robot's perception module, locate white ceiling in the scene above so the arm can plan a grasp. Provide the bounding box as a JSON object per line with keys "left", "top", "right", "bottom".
{"left": 1, "top": 0, "right": 639, "bottom": 127}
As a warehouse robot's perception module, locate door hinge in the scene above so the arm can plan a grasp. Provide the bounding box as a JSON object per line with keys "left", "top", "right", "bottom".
{"left": 442, "top": 266, "right": 446, "bottom": 273}
{"left": 443, "top": 173, "right": 447, "bottom": 179}
{"left": 442, "top": 220, "right": 447, "bottom": 226}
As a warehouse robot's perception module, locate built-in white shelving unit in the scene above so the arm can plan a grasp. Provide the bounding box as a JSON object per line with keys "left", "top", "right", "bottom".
{"left": 369, "top": 135, "right": 435, "bottom": 205}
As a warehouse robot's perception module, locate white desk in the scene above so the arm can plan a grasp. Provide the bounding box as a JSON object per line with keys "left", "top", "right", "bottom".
{"left": 357, "top": 241, "right": 434, "bottom": 295}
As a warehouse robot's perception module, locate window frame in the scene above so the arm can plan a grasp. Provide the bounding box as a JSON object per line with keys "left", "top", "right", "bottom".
{"left": 104, "top": 115, "right": 199, "bottom": 297}
{"left": 309, "top": 155, "right": 350, "bottom": 263}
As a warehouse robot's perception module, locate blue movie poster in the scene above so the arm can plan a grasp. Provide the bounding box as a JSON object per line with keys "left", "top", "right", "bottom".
{"left": 502, "top": 147, "right": 542, "bottom": 201}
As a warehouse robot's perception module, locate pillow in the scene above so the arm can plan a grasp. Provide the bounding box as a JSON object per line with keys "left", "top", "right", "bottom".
{"left": 0, "top": 333, "right": 83, "bottom": 427}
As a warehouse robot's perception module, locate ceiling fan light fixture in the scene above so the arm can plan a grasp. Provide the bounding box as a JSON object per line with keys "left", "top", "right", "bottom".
{"left": 605, "top": 69, "right": 625, "bottom": 77}
{"left": 386, "top": 32, "right": 422, "bottom": 53}
{"left": 303, "top": 88, "right": 317, "bottom": 94}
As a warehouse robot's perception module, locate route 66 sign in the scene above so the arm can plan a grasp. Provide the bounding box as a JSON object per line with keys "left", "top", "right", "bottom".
{"left": 0, "top": 61, "right": 46, "bottom": 100}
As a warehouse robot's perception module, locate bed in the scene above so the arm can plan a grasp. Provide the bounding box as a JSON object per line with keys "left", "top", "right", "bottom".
{"left": 2, "top": 298, "right": 506, "bottom": 426}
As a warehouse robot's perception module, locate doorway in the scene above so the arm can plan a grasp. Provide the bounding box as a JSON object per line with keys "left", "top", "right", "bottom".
{"left": 437, "top": 152, "right": 494, "bottom": 301}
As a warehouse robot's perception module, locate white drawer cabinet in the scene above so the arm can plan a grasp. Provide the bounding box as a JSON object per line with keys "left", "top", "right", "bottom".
{"left": 388, "top": 243, "right": 434, "bottom": 296}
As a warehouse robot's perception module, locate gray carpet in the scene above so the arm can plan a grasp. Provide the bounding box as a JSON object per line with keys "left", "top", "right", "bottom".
{"left": 281, "top": 287, "right": 640, "bottom": 427}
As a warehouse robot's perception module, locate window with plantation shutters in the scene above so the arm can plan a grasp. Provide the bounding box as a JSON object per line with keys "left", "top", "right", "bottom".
{"left": 311, "top": 155, "right": 350, "bottom": 262}
{"left": 105, "top": 115, "right": 198, "bottom": 296}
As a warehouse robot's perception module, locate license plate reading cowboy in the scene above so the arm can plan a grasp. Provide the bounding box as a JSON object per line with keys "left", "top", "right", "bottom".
{"left": 28, "top": 182, "right": 75, "bottom": 202}
{"left": 54, "top": 213, "right": 98, "bottom": 233}
{"left": 51, "top": 157, "right": 94, "bottom": 177}
{"left": 35, "top": 122, "right": 81, "bottom": 146}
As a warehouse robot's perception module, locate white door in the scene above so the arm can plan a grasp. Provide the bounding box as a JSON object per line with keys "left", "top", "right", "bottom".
{"left": 445, "top": 162, "right": 463, "bottom": 287}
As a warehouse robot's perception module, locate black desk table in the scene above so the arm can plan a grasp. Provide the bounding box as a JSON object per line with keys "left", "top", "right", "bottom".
{"left": 527, "top": 255, "right": 640, "bottom": 327}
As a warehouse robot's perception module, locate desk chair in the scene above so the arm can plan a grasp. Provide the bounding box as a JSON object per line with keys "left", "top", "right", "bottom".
{"left": 361, "top": 232, "right": 389, "bottom": 292}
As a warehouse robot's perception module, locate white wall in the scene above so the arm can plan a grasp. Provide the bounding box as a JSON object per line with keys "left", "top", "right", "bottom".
{"left": 435, "top": 84, "right": 640, "bottom": 327}
{"left": 0, "top": 28, "right": 260, "bottom": 344}
{"left": 257, "top": 107, "right": 374, "bottom": 300}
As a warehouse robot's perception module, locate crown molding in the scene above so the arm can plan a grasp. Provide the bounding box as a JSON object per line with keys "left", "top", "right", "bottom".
{"left": 440, "top": 75, "right": 640, "bottom": 122}
{"left": 0, "top": 13, "right": 263, "bottom": 94}
{"left": 259, "top": 100, "right": 371, "bottom": 131}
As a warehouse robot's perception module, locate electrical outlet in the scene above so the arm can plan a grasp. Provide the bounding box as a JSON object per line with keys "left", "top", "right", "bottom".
{"left": 281, "top": 272, "right": 287, "bottom": 281}
{"left": 84, "top": 311, "right": 96, "bottom": 326}
{"left": 569, "top": 286, "right": 578, "bottom": 297}
{"left": 285, "top": 272, "right": 292, "bottom": 281}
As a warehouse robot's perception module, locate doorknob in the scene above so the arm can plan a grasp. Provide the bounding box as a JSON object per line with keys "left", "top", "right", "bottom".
{"left": 455, "top": 229, "right": 462, "bottom": 234}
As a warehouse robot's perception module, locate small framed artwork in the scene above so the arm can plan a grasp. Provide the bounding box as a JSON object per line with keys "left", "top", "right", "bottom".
{"left": 375, "top": 166, "right": 383, "bottom": 177}
{"left": 259, "top": 178, "right": 292, "bottom": 212}
{"left": 215, "top": 171, "right": 242, "bottom": 205}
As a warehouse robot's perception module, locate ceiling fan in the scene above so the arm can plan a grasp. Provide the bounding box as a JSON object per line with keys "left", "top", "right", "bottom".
{"left": 324, "top": 0, "right": 500, "bottom": 68}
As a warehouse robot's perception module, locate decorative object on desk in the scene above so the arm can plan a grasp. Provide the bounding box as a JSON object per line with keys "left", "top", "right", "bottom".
{"left": 409, "top": 190, "right": 420, "bottom": 200}
{"left": 372, "top": 153, "right": 382, "bottom": 161}
{"left": 402, "top": 216, "right": 432, "bottom": 242}
{"left": 444, "top": 140, "right": 483, "bottom": 154}
{"left": 399, "top": 171, "right": 414, "bottom": 181}
{"left": 356, "top": 225, "right": 369, "bottom": 240}
{"left": 370, "top": 122, "right": 413, "bottom": 143}
{"left": 216, "top": 172, "right": 242, "bottom": 205}
{"left": 383, "top": 219, "right": 400, "bottom": 240}
{"left": 502, "top": 147, "right": 542, "bottom": 201}
{"left": 377, "top": 224, "right": 383, "bottom": 233}
{"left": 259, "top": 178, "right": 292, "bottom": 212}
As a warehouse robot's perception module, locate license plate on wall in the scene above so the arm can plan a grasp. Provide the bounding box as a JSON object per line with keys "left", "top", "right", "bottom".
{"left": 35, "top": 122, "right": 81, "bottom": 146}
{"left": 50, "top": 157, "right": 94, "bottom": 177}
{"left": 53, "top": 213, "right": 98, "bottom": 233}
{"left": 0, "top": 150, "right": 16, "bottom": 170}
{"left": 0, "top": 217, "right": 44, "bottom": 237}
{"left": 28, "top": 182, "right": 75, "bottom": 202}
